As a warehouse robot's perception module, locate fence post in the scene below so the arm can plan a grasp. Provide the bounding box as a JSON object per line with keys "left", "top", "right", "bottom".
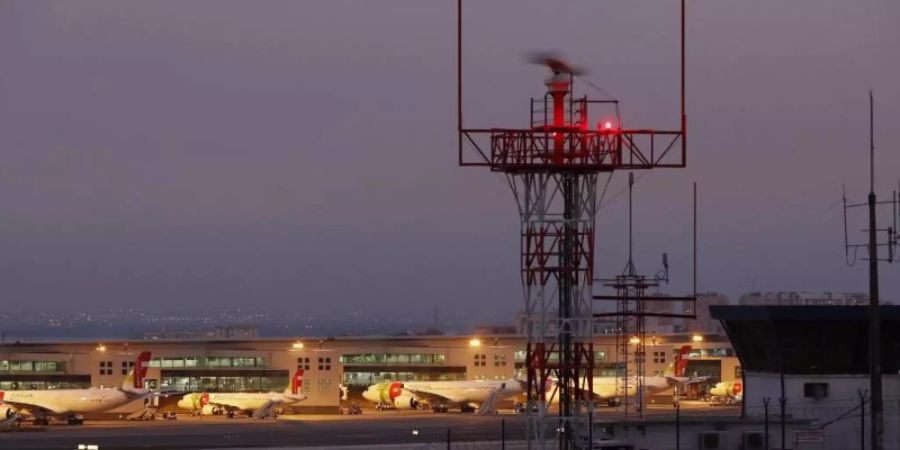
{"left": 763, "top": 398, "right": 770, "bottom": 450}
{"left": 675, "top": 400, "right": 681, "bottom": 450}
{"left": 859, "top": 390, "right": 867, "bottom": 450}
{"left": 779, "top": 396, "right": 787, "bottom": 450}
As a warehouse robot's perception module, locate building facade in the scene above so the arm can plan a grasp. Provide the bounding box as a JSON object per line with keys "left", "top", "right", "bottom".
{"left": 0, "top": 332, "right": 737, "bottom": 414}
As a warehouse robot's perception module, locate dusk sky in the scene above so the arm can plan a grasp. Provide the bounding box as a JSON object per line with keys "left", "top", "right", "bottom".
{"left": 0, "top": 0, "right": 897, "bottom": 320}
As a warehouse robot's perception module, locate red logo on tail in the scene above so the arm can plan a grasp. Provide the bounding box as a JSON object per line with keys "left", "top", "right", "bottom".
{"left": 200, "top": 392, "right": 210, "bottom": 406}
{"left": 0, "top": 391, "right": 5, "bottom": 402}
{"left": 674, "top": 345, "right": 691, "bottom": 377}
{"left": 733, "top": 382, "right": 743, "bottom": 396}
{"left": 292, "top": 370, "right": 304, "bottom": 395}
{"left": 134, "top": 351, "right": 151, "bottom": 389}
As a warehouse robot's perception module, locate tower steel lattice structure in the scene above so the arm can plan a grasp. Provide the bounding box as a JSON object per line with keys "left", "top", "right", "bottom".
{"left": 456, "top": 1, "right": 689, "bottom": 448}
{"left": 593, "top": 176, "right": 698, "bottom": 421}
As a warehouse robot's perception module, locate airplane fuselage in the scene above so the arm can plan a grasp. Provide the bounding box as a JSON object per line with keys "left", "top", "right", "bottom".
{"left": 364, "top": 379, "right": 522, "bottom": 406}
{"left": 178, "top": 392, "right": 304, "bottom": 413}
{"left": 1, "top": 388, "right": 144, "bottom": 416}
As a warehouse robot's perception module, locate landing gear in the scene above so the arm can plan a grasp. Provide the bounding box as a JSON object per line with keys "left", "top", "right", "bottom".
{"left": 226, "top": 411, "right": 236, "bottom": 419}
{"left": 66, "top": 415, "right": 85, "bottom": 426}
{"left": 33, "top": 417, "right": 50, "bottom": 426}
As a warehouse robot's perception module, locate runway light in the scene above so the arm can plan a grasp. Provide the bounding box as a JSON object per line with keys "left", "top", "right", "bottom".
{"left": 469, "top": 338, "right": 482, "bottom": 348}
{"left": 412, "top": 429, "right": 419, "bottom": 436}
{"left": 95, "top": 344, "right": 106, "bottom": 352}
{"left": 692, "top": 334, "right": 703, "bottom": 343}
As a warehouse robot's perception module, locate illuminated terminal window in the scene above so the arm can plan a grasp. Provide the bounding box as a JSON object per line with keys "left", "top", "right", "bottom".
{"left": 160, "top": 375, "right": 287, "bottom": 393}
{"left": 147, "top": 356, "right": 265, "bottom": 369}
{"left": 0, "top": 360, "right": 66, "bottom": 372}
{"left": 0, "top": 379, "right": 90, "bottom": 390}
{"left": 339, "top": 353, "right": 446, "bottom": 365}
{"left": 342, "top": 371, "right": 466, "bottom": 386}
{"left": 680, "top": 348, "right": 733, "bottom": 359}
{"left": 513, "top": 351, "right": 606, "bottom": 363}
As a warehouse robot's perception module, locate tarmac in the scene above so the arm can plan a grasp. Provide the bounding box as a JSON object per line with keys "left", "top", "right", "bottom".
{"left": 0, "top": 403, "right": 738, "bottom": 449}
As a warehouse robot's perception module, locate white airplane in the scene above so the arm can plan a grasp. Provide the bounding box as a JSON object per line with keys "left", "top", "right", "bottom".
{"left": 177, "top": 370, "right": 307, "bottom": 419}
{"left": 362, "top": 378, "right": 523, "bottom": 413}
{"left": 0, "top": 351, "right": 153, "bottom": 425}
{"left": 592, "top": 345, "right": 697, "bottom": 400}
{"left": 539, "top": 345, "right": 701, "bottom": 405}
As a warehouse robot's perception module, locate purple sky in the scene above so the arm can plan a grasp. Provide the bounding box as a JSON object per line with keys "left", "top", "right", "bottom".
{"left": 0, "top": 0, "right": 897, "bottom": 319}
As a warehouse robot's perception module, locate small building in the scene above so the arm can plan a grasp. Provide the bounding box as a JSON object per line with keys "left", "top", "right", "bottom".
{"left": 712, "top": 305, "right": 900, "bottom": 450}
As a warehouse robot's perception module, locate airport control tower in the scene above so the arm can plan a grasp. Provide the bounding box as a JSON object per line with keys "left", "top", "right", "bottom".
{"left": 456, "top": 1, "right": 690, "bottom": 448}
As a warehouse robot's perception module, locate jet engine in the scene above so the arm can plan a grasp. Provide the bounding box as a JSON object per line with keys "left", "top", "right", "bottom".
{"left": 0, "top": 405, "right": 16, "bottom": 421}
{"left": 392, "top": 394, "right": 419, "bottom": 410}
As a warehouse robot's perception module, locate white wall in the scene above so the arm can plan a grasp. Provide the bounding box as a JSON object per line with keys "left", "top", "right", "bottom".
{"left": 743, "top": 371, "right": 900, "bottom": 450}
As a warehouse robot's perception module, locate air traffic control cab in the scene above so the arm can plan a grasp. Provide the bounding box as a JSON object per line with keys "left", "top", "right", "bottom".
{"left": 713, "top": 305, "right": 900, "bottom": 449}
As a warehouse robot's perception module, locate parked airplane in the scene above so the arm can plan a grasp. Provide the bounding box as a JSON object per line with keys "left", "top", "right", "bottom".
{"left": 177, "top": 370, "right": 306, "bottom": 419}
{"left": 0, "top": 351, "right": 153, "bottom": 425}
{"left": 709, "top": 380, "right": 742, "bottom": 400}
{"left": 544, "top": 345, "right": 700, "bottom": 404}
{"left": 363, "top": 378, "right": 522, "bottom": 413}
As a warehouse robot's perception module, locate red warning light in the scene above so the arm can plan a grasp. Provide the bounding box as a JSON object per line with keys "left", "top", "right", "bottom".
{"left": 599, "top": 120, "right": 615, "bottom": 131}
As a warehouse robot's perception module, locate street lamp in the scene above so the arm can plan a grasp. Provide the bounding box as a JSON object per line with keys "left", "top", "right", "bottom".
{"left": 469, "top": 338, "right": 482, "bottom": 348}
{"left": 691, "top": 334, "right": 703, "bottom": 343}
{"left": 629, "top": 336, "right": 641, "bottom": 345}
{"left": 291, "top": 341, "right": 304, "bottom": 351}
{"left": 95, "top": 344, "right": 106, "bottom": 352}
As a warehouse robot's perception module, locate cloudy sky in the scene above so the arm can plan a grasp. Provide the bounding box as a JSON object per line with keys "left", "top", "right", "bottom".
{"left": 0, "top": 0, "right": 897, "bottom": 319}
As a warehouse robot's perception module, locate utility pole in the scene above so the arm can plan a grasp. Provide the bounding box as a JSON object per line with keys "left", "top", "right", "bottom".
{"left": 865, "top": 90, "right": 883, "bottom": 450}
{"left": 841, "top": 91, "right": 900, "bottom": 450}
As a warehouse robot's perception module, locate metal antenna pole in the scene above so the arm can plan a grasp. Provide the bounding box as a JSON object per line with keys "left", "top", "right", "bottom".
{"left": 867, "top": 90, "right": 883, "bottom": 450}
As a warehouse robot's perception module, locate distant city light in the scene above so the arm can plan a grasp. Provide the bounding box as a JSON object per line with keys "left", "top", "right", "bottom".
{"left": 692, "top": 334, "right": 704, "bottom": 343}
{"left": 469, "top": 338, "right": 482, "bottom": 348}
{"left": 411, "top": 429, "right": 419, "bottom": 436}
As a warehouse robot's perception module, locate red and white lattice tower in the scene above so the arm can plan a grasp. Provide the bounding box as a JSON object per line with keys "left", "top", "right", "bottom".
{"left": 456, "top": 1, "right": 689, "bottom": 448}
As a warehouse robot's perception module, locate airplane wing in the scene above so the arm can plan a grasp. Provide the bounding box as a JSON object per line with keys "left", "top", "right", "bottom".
{"left": 0, "top": 401, "right": 61, "bottom": 416}
{"left": 402, "top": 388, "right": 461, "bottom": 404}
{"left": 666, "top": 376, "right": 710, "bottom": 385}
{"left": 251, "top": 400, "right": 281, "bottom": 419}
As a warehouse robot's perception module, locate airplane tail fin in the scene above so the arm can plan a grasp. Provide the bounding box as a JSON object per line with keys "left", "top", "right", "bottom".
{"left": 674, "top": 345, "right": 691, "bottom": 377}
{"left": 664, "top": 346, "right": 692, "bottom": 377}
{"left": 286, "top": 369, "right": 304, "bottom": 395}
{"left": 121, "top": 351, "right": 152, "bottom": 391}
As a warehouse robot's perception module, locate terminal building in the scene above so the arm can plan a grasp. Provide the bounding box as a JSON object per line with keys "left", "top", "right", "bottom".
{"left": 0, "top": 332, "right": 739, "bottom": 414}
